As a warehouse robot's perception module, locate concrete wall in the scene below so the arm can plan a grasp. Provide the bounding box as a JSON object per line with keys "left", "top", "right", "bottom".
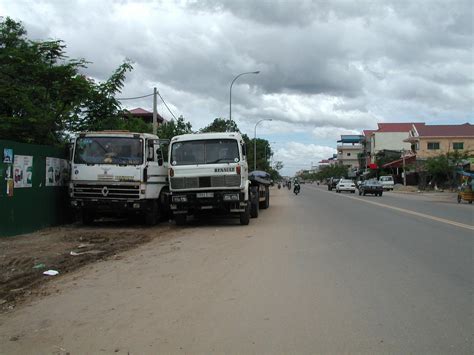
{"left": 370, "top": 132, "right": 412, "bottom": 162}
{"left": 416, "top": 137, "right": 474, "bottom": 159}
{"left": 337, "top": 146, "right": 362, "bottom": 169}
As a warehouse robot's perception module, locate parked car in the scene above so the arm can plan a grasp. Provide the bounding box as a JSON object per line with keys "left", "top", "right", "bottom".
{"left": 379, "top": 175, "right": 394, "bottom": 190}
{"left": 359, "top": 179, "right": 384, "bottom": 196}
{"left": 328, "top": 177, "right": 340, "bottom": 191}
{"left": 336, "top": 179, "right": 356, "bottom": 193}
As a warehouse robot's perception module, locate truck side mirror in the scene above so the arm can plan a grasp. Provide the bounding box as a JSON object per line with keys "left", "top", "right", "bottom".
{"left": 147, "top": 140, "right": 154, "bottom": 161}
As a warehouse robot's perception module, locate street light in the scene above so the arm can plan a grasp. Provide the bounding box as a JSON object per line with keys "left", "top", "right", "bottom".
{"left": 229, "top": 71, "right": 260, "bottom": 123}
{"left": 254, "top": 118, "right": 272, "bottom": 171}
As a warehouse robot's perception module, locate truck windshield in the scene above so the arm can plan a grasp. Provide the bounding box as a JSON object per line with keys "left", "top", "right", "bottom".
{"left": 74, "top": 137, "right": 143, "bottom": 165}
{"left": 171, "top": 139, "right": 239, "bottom": 166}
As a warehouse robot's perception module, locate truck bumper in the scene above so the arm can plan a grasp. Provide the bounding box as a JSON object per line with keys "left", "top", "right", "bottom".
{"left": 71, "top": 199, "right": 149, "bottom": 214}
{"left": 169, "top": 191, "right": 247, "bottom": 214}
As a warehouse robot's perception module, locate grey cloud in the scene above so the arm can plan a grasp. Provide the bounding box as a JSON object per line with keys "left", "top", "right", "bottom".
{"left": 2, "top": 0, "right": 472, "bottom": 137}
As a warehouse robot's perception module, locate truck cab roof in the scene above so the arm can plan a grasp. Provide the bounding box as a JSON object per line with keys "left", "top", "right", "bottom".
{"left": 171, "top": 132, "right": 244, "bottom": 143}
{"left": 77, "top": 131, "right": 159, "bottom": 139}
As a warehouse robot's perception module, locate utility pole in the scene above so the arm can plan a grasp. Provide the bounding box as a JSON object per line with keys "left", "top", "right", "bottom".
{"left": 152, "top": 87, "right": 157, "bottom": 135}
{"left": 402, "top": 149, "right": 407, "bottom": 186}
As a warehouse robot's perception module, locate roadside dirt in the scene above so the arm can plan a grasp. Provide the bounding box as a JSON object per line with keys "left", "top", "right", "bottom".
{"left": 0, "top": 221, "right": 172, "bottom": 312}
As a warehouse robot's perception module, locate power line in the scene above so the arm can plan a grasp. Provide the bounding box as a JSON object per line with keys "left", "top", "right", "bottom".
{"left": 115, "top": 89, "right": 178, "bottom": 121}
{"left": 157, "top": 90, "right": 177, "bottom": 120}
{"left": 116, "top": 93, "right": 154, "bottom": 100}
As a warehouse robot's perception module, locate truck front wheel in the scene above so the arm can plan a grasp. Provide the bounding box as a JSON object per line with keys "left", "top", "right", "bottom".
{"left": 240, "top": 202, "right": 250, "bottom": 225}
{"left": 174, "top": 214, "right": 187, "bottom": 226}
{"left": 145, "top": 201, "right": 159, "bottom": 226}
{"left": 82, "top": 210, "right": 95, "bottom": 225}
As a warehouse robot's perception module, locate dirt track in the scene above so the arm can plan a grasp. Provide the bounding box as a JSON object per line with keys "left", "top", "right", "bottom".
{"left": 0, "top": 221, "right": 173, "bottom": 312}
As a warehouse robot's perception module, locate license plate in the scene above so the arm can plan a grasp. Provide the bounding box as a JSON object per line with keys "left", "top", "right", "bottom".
{"left": 196, "top": 192, "right": 214, "bottom": 198}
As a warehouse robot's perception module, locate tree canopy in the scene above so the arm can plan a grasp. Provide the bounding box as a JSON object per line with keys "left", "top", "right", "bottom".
{"left": 0, "top": 17, "right": 135, "bottom": 145}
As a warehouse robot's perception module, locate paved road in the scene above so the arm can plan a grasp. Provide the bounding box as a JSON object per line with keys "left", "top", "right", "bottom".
{"left": 1, "top": 186, "right": 472, "bottom": 354}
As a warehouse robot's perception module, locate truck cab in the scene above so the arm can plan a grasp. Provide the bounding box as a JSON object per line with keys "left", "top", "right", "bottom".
{"left": 168, "top": 132, "right": 252, "bottom": 225}
{"left": 69, "top": 131, "right": 169, "bottom": 225}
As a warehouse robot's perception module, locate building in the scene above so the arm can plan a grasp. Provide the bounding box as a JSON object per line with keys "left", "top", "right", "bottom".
{"left": 405, "top": 123, "right": 474, "bottom": 159}
{"left": 328, "top": 154, "right": 338, "bottom": 166}
{"left": 123, "top": 108, "right": 166, "bottom": 125}
{"left": 367, "top": 122, "right": 425, "bottom": 163}
{"left": 337, "top": 135, "right": 364, "bottom": 170}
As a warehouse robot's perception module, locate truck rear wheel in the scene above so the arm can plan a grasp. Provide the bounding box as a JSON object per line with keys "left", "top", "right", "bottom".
{"left": 261, "top": 187, "right": 270, "bottom": 209}
{"left": 240, "top": 202, "right": 250, "bottom": 225}
{"left": 250, "top": 188, "right": 259, "bottom": 218}
{"left": 174, "top": 214, "right": 187, "bottom": 226}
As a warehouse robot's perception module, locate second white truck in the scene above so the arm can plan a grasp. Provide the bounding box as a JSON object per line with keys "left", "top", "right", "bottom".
{"left": 168, "top": 132, "right": 269, "bottom": 225}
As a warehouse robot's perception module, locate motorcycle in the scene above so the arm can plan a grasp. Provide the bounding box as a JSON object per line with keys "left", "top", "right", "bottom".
{"left": 294, "top": 184, "right": 300, "bottom": 195}
{"left": 278, "top": 183, "right": 281, "bottom": 189}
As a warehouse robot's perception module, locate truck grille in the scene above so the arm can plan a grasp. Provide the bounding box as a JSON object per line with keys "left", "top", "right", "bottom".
{"left": 73, "top": 183, "right": 140, "bottom": 200}
{"left": 171, "top": 175, "right": 241, "bottom": 190}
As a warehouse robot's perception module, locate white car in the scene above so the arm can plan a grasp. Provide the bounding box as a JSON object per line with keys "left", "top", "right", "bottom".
{"left": 379, "top": 175, "right": 395, "bottom": 190}
{"left": 336, "top": 179, "right": 356, "bottom": 193}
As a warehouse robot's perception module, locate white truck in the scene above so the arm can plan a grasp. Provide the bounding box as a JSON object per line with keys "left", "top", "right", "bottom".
{"left": 378, "top": 175, "right": 395, "bottom": 191}
{"left": 69, "top": 131, "right": 169, "bottom": 225}
{"left": 168, "top": 132, "right": 269, "bottom": 226}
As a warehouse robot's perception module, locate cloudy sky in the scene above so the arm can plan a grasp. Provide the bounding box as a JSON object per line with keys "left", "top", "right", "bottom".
{"left": 1, "top": 0, "right": 473, "bottom": 175}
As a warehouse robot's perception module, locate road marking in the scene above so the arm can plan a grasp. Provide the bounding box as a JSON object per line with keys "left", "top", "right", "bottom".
{"left": 306, "top": 186, "right": 474, "bottom": 231}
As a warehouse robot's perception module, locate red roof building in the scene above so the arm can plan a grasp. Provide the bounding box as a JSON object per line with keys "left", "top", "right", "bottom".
{"left": 123, "top": 108, "right": 166, "bottom": 125}
{"left": 405, "top": 123, "right": 473, "bottom": 159}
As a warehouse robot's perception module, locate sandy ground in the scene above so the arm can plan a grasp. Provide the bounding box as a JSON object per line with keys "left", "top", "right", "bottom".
{"left": 0, "top": 220, "right": 173, "bottom": 312}
{"left": 0, "top": 186, "right": 471, "bottom": 354}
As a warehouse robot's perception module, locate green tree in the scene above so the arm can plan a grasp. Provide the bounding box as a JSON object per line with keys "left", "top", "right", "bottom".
{"left": 200, "top": 118, "right": 240, "bottom": 133}
{"left": 0, "top": 17, "right": 135, "bottom": 145}
{"left": 424, "top": 151, "right": 469, "bottom": 187}
{"left": 75, "top": 60, "right": 134, "bottom": 132}
{"left": 315, "top": 164, "right": 348, "bottom": 181}
{"left": 156, "top": 115, "right": 193, "bottom": 140}
{"left": 0, "top": 17, "right": 90, "bottom": 144}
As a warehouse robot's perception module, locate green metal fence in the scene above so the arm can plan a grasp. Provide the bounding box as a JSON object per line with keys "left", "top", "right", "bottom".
{"left": 0, "top": 140, "right": 71, "bottom": 237}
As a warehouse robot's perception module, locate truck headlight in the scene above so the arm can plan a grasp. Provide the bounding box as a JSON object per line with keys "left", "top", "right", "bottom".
{"left": 172, "top": 195, "right": 188, "bottom": 203}
{"left": 223, "top": 193, "right": 239, "bottom": 201}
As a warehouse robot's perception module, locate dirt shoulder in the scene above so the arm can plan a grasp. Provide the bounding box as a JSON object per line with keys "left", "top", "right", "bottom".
{"left": 0, "top": 221, "right": 173, "bottom": 312}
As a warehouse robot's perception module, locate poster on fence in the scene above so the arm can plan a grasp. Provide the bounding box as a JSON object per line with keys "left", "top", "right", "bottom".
{"left": 45, "top": 157, "right": 70, "bottom": 186}
{"left": 13, "top": 155, "right": 33, "bottom": 188}
{"left": 4, "top": 164, "right": 12, "bottom": 181}
{"left": 3, "top": 148, "right": 13, "bottom": 163}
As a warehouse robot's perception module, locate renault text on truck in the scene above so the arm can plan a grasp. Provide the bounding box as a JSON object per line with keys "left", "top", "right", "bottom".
{"left": 168, "top": 132, "right": 263, "bottom": 226}
{"left": 69, "top": 131, "right": 169, "bottom": 225}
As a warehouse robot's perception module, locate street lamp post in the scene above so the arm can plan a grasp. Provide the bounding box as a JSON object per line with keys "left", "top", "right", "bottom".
{"left": 254, "top": 119, "right": 272, "bottom": 171}
{"left": 229, "top": 71, "right": 260, "bottom": 123}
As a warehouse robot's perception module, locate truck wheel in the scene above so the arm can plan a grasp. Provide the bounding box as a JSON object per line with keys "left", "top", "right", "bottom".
{"left": 250, "top": 188, "right": 259, "bottom": 218}
{"left": 240, "top": 202, "right": 250, "bottom": 225}
{"left": 264, "top": 187, "right": 270, "bottom": 209}
{"left": 82, "top": 210, "right": 95, "bottom": 225}
{"left": 145, "top": 201, "right": 158, "bottom": 226}
{"left": 158, "top": 190, "right": 171, "bottom": 222}
{"left": 174, "top": 214, "right": 187, "bottom": 226}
